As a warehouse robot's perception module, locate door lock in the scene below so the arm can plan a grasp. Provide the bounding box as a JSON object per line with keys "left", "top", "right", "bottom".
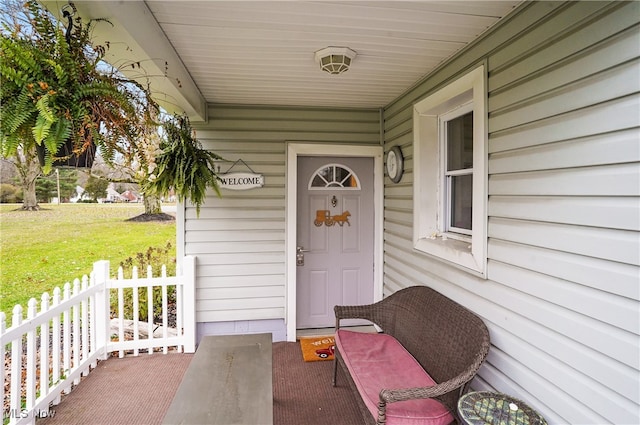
{"left": 296, "top": 246, "right": 309, "bottom": 266}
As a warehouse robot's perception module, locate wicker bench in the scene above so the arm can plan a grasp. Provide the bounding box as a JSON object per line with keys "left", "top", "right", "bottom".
{"left": 333, "top": 286, "right": 490, "bottom": 425}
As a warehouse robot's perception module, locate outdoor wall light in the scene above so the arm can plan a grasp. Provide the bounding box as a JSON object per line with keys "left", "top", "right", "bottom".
{"left": 314, "top": 47, "right": 357, "bottom": 75}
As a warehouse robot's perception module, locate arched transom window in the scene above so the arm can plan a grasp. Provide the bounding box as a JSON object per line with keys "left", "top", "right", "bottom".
{"left": 308, "top": 163, "right": 361, "bottom": 190}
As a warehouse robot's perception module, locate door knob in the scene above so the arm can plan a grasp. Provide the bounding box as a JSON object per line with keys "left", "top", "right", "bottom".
{"left": 296, "top": 246, "right": 309, "bottom": 266}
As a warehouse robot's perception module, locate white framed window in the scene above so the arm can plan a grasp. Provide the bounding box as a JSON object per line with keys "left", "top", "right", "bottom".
{"left": 413, "top": 65, "right": 487, "bottom": 277}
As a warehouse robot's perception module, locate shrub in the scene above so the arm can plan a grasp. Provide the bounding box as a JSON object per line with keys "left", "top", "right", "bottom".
{"left": 0, "top": 183, "right": 22, "bottom": 203}
{"left": 111, "top": 242, "right": 177, "bottom": 324}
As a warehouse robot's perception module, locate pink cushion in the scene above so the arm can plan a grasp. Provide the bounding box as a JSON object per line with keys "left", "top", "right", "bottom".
{"left": 335, "top": 330, "right": 454, "bottom": 425}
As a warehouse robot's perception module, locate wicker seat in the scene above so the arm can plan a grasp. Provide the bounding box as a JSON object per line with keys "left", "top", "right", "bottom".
{"left": 333, "top": 285, "right": 491, "bottom": 425}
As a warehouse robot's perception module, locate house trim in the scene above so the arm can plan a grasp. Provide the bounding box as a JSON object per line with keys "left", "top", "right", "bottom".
{"left": 285, "top": 143, "right": 384, "bottom": 341}
{"left": 176, "top": 201, "right": 185, "bottom": 263}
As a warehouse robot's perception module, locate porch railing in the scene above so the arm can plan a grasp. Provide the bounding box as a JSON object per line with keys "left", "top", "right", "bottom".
{"left": 1, "top": 256, "right": 196, "bottom": 425}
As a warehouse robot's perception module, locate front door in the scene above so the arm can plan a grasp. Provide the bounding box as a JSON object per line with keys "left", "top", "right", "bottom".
{"left": 296, "top": 156, "right": 374, "bottom": 329}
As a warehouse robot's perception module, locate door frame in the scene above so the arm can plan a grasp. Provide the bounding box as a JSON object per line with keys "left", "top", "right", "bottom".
{"left": 285, "top": 142, "right": 384, "bottom": 341}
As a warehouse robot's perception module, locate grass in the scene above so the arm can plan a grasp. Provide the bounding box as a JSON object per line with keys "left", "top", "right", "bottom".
{"left": 0, "top": 203, "right": 176, "bottom": 319}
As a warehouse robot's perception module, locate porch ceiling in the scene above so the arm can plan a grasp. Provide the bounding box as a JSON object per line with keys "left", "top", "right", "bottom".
{"left": 63, "top": 1, "right": 522, "bottom": 120}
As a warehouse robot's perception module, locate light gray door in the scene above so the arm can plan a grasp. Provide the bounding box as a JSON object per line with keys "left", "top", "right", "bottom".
{"left": 296, "top": 156, "right": 374, "bottom": 329}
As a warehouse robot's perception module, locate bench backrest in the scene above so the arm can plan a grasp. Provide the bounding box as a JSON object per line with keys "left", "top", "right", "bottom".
{"left": 375, "top": 286, "right": 490, "bottom": 410}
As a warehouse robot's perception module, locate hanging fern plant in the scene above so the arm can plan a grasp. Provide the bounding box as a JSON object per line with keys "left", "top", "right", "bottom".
{"left": 0, "top": 1, "right": 152, "bottom": 173}
{"left": 144, "top": 115, "right": 223, "bottom": 215}
{"left": 1, "top": 1, "right": 223, "bottom": 213}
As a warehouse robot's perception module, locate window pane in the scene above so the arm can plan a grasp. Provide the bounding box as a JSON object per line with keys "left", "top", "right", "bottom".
{"left": 311, "top": 175, "right": 327, "bottom": 187}
{"left": 450, "top": 174, "right": 473, "bottom": 231}
{"left": 335, "top": 167, "right": 353, "bottom": 186}
{"left": 447, "top": 112, "right": 473, "bottom": 171}
{"left": 345, "top": 175, "right": 358, "bottom": 187}
{"left": 310, "top": 167, "right": 331, "bottom": 187}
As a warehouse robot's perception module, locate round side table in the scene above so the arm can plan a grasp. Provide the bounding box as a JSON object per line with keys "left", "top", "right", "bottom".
{"left": 458, "top": 391, "right": 547, "bottom": 425}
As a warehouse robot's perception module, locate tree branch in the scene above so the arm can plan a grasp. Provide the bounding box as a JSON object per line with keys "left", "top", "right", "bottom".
{"left": 88, "top": 172, "right": 136, "bottom": 184}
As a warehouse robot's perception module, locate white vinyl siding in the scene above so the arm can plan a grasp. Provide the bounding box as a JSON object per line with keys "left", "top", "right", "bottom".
{"left": 383, "top": 2, "right": 639, "bottom": 424}
{"left": 185, "top": 105, "right": 380, "bottom": 324}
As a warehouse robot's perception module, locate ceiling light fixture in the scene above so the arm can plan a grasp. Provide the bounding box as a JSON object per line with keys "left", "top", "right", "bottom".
{"left": 314, "top": 47, "right": 357, "bottom": 75}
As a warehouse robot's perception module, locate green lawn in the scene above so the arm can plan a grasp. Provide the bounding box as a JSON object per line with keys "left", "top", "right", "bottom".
{"left": 0, "top": 203, "right": 176, "bottom": 318}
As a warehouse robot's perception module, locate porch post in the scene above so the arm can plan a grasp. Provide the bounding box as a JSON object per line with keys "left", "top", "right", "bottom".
{"left": 182, "top": 255, "right": 197, "bottom": 353}
{"left": 93, "top": 260, "right": 110, "bottom": 360}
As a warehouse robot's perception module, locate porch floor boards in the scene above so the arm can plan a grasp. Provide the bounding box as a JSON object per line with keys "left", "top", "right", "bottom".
{"left": 37, "top": 341, "right": 363, "bottom": 425}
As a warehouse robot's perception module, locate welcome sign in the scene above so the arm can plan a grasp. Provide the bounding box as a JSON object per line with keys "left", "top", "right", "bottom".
{"left": 219, "top": 172, "right": 264, "bottom": 190}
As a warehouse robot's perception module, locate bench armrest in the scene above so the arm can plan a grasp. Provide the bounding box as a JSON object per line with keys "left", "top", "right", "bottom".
{"left": 379, "top": 380, "right": 456, "bottom": 404}
{"left": 334, "top": 304, "right": 375, "bottom": 320}
{"left": 334, "top": 296, "right": 398, "bottom": 328}
{"left": 377, "top": 355, "right": 488, "bottom": 420}
{"left": 334, "top": 303, "right": 381, "bottom": 330}
{"left": 376, "top": 380, "right": 461, "bottom": 424}
{"left": 379, "top": 348, "right": 487, "bottom": 403}
{"left": 376, "top": 385, "right": 451, "bottom": 425}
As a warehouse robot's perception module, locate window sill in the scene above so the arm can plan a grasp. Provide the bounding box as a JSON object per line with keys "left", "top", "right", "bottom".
{"left": 414, "top": 236, "right": 485, "bottom": 277}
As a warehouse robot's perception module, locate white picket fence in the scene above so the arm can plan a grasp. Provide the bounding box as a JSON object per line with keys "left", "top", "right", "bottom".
{"left": 1, "top": 256, "right": 196, "bottom": 425}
